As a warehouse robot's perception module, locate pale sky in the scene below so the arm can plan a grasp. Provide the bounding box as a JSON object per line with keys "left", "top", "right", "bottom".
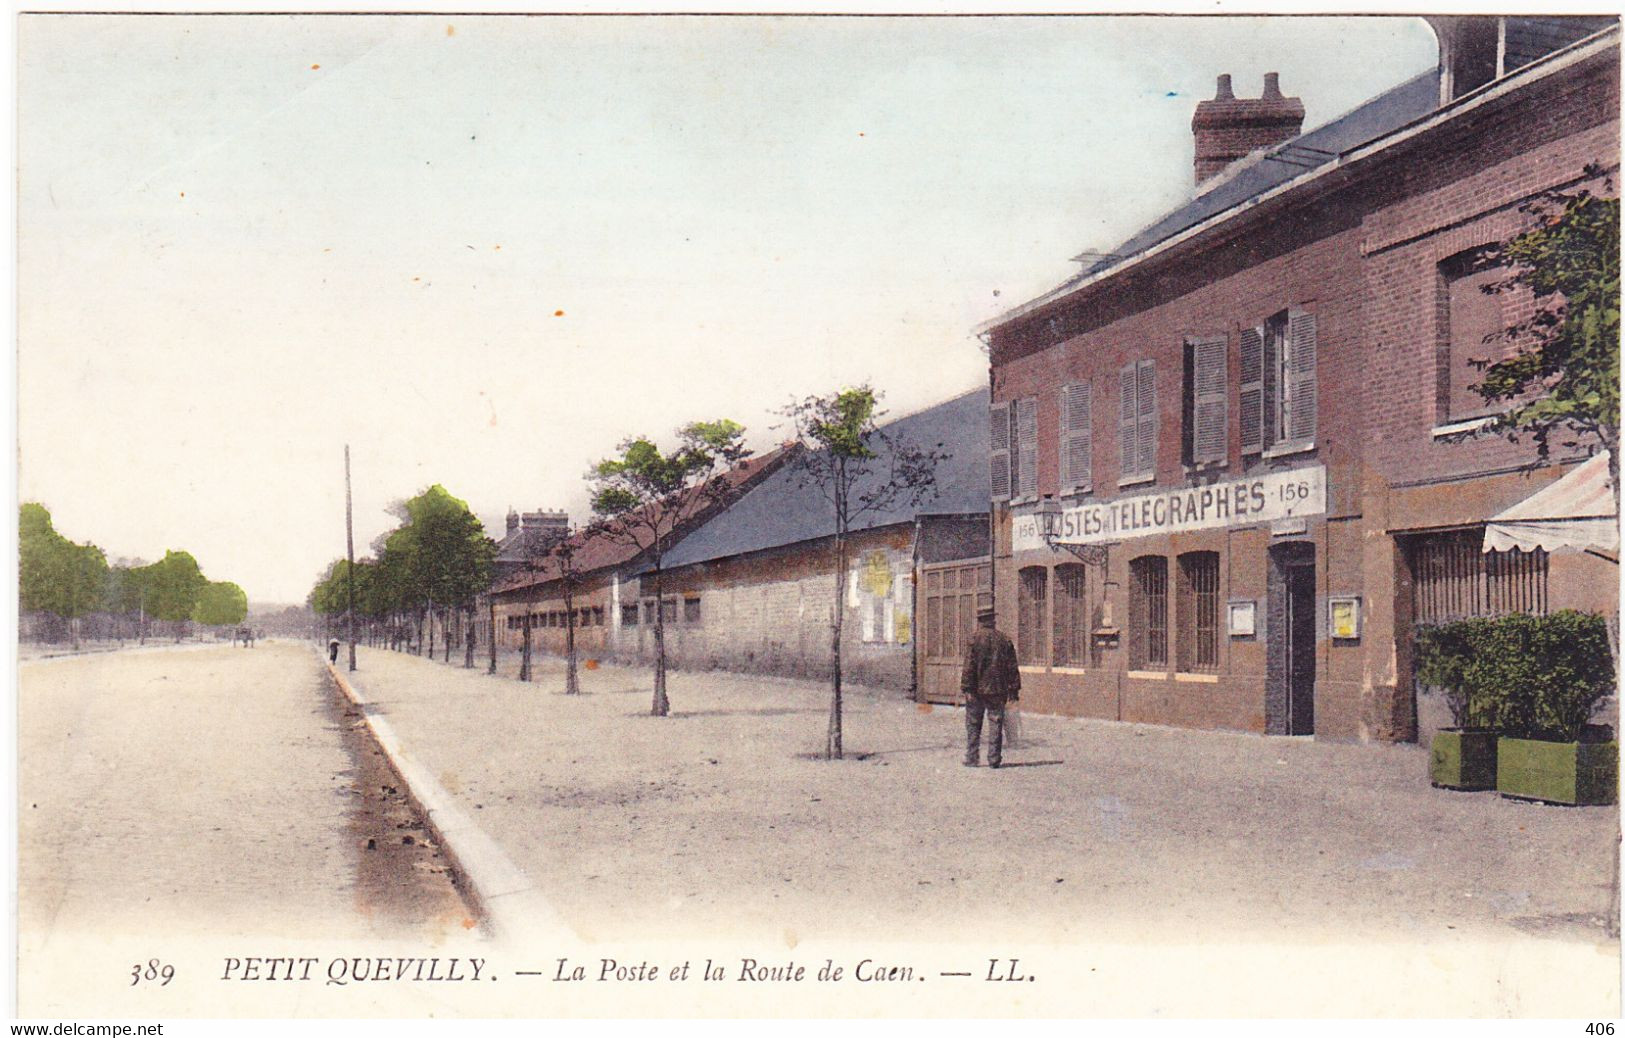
{"left": 17, "top": 14, "right": 1438, "bottom": 604}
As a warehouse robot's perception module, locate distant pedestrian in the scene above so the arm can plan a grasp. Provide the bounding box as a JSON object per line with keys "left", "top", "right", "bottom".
{"left": 328, "top": 638, "right": 340, "bottom": 664}
{"left": 960, "top": 606, "right": 1020, "bottom": 768}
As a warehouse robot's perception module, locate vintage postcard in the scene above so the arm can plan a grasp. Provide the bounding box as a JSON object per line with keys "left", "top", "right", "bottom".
{"left": 12, "top": 8, "right": 1623, "bottom": 1023}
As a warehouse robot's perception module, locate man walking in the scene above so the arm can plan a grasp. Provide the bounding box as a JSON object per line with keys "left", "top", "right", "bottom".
{"left": 960, "top": 606, "right": 1020, "bottom": 768}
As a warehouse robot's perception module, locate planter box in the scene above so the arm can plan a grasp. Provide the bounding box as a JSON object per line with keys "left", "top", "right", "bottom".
{"left": 1497, "top": 737, "right": 1619, "bottom": 806}
{"left": 1430, "top": 729, "right": 1499, "bottom": 791}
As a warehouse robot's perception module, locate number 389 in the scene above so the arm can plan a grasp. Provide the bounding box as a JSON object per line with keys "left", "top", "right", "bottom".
{"left": 131, "top": 959, "right": 174, "bottom": 986}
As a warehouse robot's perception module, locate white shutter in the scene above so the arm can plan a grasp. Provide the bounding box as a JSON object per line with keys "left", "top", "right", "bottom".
{"left": 1192, "top": 336, "right": 1228, "bottom": 464}
{"left": 989, "top": 402, "right": 1011, "bottom": 501}
{"left": 1238, "top": 325, "right": 1265, "bottom": 454}
{"left": 1061, "top": 381, "right": 1092, "bottom": 492}
{"left": 1016, "top": 396, "right": 1039, "bottom": 499}
{"left": 1119, "top": 363, "right": 1138, "bottom": 479}
{"left": 1135, "top": 359, "right": 1157, "bottom": 478}
{"left": 1286, "top": 309, "right": 1318, "bottom": 446}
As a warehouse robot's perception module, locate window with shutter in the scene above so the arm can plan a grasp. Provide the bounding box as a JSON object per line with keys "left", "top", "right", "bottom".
{"left": 1284, "top": 309, "right": 1317, "bottom": 447}
{"left": 1135, "top": 360, "right": 1157, "bottom": 479}
{"left": 1016, "top": 396, "right": 1039, "bottom": 499}
{"left": 989, "top": 402, "right": 1011, "bottom": 501}
{"left": 1191, "top": 337, "right": 1228, "bottom": 464}
{"left": 1059, "top": 382, "right": 1092, "bottom": 493}
{"left": 1263, "top": 313, "right": 1284, "bottom": 450}
{"left": 1119, "top": 364, "right": 1138, "bottom": 481}
{"left": 1238, "top": 326, "right": 1265, "bottom": 454}
{"left": 1119, "top": 362, "right": 1157, "bottom": 484}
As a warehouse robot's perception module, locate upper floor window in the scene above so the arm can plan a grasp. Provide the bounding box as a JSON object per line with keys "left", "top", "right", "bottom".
{"left": 1437, "top": 250, "right": 1532, "bottom": 424}
{"left": 1059, "top": 382, "right": 1093, "bottom": 494}
{"left": 989, "top": 397, "right": 1038, "bottom": 501}
{"left": 1118, "top": 360, "right": 1157, "bottom": 484}
{"left": 1240, "top": 308, "right": 1316, "bottom": 456}
{"left": 1182, "top": 335, "right": 1229, "bottom": 467}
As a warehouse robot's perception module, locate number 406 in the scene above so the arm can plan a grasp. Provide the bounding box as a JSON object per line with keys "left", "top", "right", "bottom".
{"left": 1585, "top": 1024, "right": 1615, "bottom": 1035}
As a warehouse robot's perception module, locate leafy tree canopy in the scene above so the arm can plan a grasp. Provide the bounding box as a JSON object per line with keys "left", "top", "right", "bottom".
{"left": 1473, "top": 174, "right": 1620, "bottom": 508}
{"left": 19, "top": 503, "right": 110, "bottom": 619}
{"left": 137, "top": 550, "right": 209, "bottom": 623}
{"left": 193, "top": 580, "right": 249, "bottom": 627}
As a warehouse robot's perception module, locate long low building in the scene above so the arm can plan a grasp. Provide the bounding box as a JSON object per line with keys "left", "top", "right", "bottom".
{"left": 618, "top": 387, "right": 991, "bottom": 695}
{"left": 481, "top": 388, "right": 994, "bottom": 698}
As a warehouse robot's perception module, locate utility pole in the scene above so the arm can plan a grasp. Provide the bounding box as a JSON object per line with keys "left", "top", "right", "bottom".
{"left": 487, "top": 594, "right": 497, "bottom": 675}
{"left": 345, "top": 444, "right": 357, "bottom": 672}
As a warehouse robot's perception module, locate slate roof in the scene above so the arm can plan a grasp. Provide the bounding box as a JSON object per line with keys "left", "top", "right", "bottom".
{"left": 494, "top": 525, "right": 560, "bottom": 567}
{"left": 1069, "top": 68, "right": 1442, "bottom": 284}
{"left": 492, "top": 444, "right": 797, "bottom": 596}
{"left": 650, "top": 387, "right": 990, "bottom": 574}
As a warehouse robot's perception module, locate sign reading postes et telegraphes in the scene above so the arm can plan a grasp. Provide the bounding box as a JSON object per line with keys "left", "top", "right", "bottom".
{"left": 1012, "top": 465, "right": 1327, "bottom": 552}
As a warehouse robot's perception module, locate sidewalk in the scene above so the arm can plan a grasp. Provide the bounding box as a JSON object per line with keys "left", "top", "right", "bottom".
{"left": 333, "top": 644, "right": 1619, "bottom": 950}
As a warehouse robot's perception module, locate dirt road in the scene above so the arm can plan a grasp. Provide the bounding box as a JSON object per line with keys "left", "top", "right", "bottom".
{"left": 17, "top": 642, "right": 473, "bottom": 1014}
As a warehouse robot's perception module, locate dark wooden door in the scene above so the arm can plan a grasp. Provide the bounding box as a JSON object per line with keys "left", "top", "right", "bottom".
{"left": 1285, "top": 562, "right": 1316, "bottom": 736}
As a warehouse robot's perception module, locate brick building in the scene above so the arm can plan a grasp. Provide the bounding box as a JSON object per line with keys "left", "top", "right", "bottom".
{"left": 619, "top": 388, "right": 991, "bottom": 695}
{"left": 980, "top": 18, "right": 1618, "bottom": 741}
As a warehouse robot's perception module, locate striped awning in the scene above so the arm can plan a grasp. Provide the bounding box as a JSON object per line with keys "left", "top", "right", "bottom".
{"left": 1483, "top": 451, "right": 1618, "bottom": 556}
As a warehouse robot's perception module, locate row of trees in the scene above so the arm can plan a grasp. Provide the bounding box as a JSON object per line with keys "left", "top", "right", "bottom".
{"left": 19, "top": 503, "right": 248, "bottom": 648}
{"left": 317, "top": 386, "right": 941, "bottom": 762}
{"left": 308, "top": 485, "right": 497, "bottom": 666}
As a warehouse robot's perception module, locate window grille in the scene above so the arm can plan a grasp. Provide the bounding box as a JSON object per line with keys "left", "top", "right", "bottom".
{"left": 1130, "top": 556, "right": 1169, "bottom": 670}
{"left": 1017, "top": 566, "right": 1048, "bottom": 666}
{"left": 1409, "top": 527, "right": 1547, "bottom": 623}
{"left": 1176, "top": 552, "right": 1221, "bottom": 673}
{"left": 1052, "top": 563, "right": 1089, "bottom": 667}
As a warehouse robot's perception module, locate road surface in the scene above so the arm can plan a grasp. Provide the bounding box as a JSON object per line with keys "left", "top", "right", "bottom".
{"left": 17, "top": 642, "right": 473, "bottom": 1015}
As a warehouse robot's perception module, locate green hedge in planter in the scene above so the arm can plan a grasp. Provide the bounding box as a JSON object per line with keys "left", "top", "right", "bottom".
{"left": 1416, "top": 611, "right": 1614, "bottom": 741}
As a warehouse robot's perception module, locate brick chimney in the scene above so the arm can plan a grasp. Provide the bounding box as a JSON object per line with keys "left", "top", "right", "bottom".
{"left": 505, "top": 508, "right": 520, "bottom": 535}
{"left": 519, "top": 509, "right": 569, "bottom": 546}
{"left": 1191, "top": 72, "right": 1305, "bottom": 186}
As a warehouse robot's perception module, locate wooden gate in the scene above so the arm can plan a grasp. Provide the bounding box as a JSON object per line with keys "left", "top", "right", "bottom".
{"left": 919, "top": 557, "right": 991, "bottom": 704}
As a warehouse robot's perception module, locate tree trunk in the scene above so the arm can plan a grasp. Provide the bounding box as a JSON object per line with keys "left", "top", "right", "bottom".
{"left": 488, "top": 597, "right": 498, "bottom": 675}
{"left": 827, "top": 526, "right": 847, "bottom": 760}
{"left": 443, "top": 606, "right": 451, "bottom": 662}
{"left": 1602, "top": 425, "right": 1620, "bottom": 523}
{"left": 520, "top": 613, "right": 533, "bottom": 683}
{"left": 651, "top": 561, "right": 669, "bottom": 716}
{"left": 565, "top": 585, "right": 580, "bottom": 695}
{"left": 464, "top": 607, "right": 476, "bottom": 669}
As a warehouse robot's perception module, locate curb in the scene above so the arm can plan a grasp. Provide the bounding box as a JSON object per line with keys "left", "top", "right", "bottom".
{"left": 320, "top": 650, "right": 566, "bottom": 944}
